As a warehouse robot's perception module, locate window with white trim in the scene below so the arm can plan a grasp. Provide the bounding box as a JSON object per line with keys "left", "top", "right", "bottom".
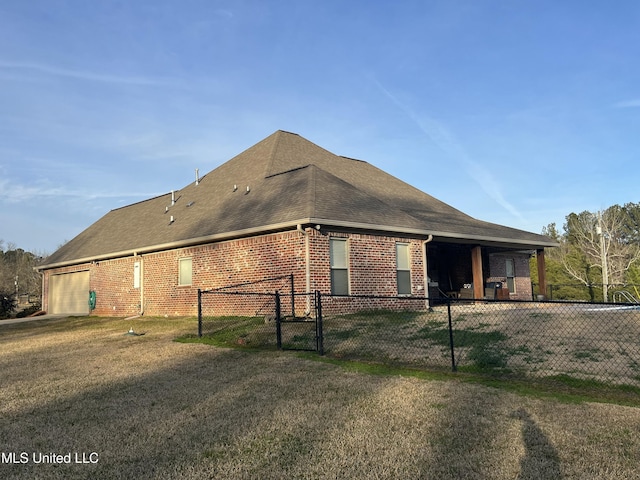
{"left": 330, "top": 238, "right": 349, "bottom": 295}
{"left": 396, "top": 243, "right": 411, "bottom": 295}
{"left": 178, "top": 257, "right": 193, "bottom": 286}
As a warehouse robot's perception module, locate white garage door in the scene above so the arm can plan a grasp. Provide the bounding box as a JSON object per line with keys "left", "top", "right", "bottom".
{"left": 49, "top": 271, "right": 90, "bottom": 315}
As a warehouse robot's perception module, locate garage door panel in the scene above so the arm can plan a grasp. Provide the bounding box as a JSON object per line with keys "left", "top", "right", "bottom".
{"left": 50, "top": 271, "right": 90, "bottom": 315}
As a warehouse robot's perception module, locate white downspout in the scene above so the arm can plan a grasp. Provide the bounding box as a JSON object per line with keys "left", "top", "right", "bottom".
{"left": 297, "top": 224, "right": 311, "bottom": 315}
{"left": 41, "top": 270, "right": 46, "bottom": 313}
{"left": 422, "top": 235, "right": 434, "bottom": 308}
{"left": 139, "top": 255, "right": 144, "bottom": 315}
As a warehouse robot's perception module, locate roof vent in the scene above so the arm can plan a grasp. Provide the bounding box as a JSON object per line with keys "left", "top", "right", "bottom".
{"left": 171, "top": 190, "right": 176, "bottom": 206}
{"left": 233, "top": 184, "right": 237, "bottom": 192}
{"left": 245, "top": 186, "right": 250, "bottom": 194}
{"left": 165, "top": 206, "right": 169, "bottom": 213}
{"left": 169, "top": 215, "right": 174, "bottom": 225}
{"left": 195, "top": 168, "right": 200, "bottom": 186}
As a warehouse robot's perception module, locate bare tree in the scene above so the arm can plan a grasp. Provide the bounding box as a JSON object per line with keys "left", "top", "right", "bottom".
{"left": 0, "top": 243, "right": 45, "bottom": 305}
{"left": 563, "top": 207, "right": 640, "bottom": 301}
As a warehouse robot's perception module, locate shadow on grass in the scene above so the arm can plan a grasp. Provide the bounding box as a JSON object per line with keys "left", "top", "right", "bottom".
{"left": 513, "top": 408, "right": 562, "bottom": 479}
{"left": 2, "top": 317, "right": 640, "bottom": 479}
{"left": 0, "top": 316, "right": 521, "bottom": 479}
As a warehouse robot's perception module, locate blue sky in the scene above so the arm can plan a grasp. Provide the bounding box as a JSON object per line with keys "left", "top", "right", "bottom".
{"left": 1, "top": 1, "right": 639, "bottom": 254}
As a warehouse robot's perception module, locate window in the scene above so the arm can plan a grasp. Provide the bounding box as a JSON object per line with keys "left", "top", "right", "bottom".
{"left": 330, "top": 238, "right": 349, "bottom": 295}
{"left": 506, "top": 258, "right": 515, "bottom": 292}
{"left": 396, "top": 243, "right": 411, "bottom": 295}
{"left": 178, "top": 257, "right": 192, "bottom": 286}
{"left": 133, "top": 261, "right": 140, "bottom": 289}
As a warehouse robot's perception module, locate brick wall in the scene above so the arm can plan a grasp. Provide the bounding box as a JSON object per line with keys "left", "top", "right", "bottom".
{"left": 308, "top": 230, "right": 426, "bottom": 296}
{"left": 43, "top": 227, "right": 532, "bottom": 317}
{"left": 487, "top": 252, "right": 532, "bottom": 301}
{"left": 92, "top": 257, "right": 140, "bottom": 316}
{"left": 44, "top": 230, "right": 309, "bottom": 317}
{"left": 132, "top": 230, "right": 307, "bottom": 316}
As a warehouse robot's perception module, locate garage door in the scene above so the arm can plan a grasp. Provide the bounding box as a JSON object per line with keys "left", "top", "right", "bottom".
{"left": 49, "top": 271, "right": 90, "bottom": 315}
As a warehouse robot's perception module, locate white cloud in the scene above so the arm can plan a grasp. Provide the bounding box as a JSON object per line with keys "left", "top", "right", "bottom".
{"left": 0, "top": 60, "right": 172, "bottom": 86}
{"left": 214, "top": 9, "right": 234, "bottom": 18}
{"left": 370, "top": 75, "right": 524, "bottom": 221}
{"left": 0, "top": 178, "right": 160, "bottom": 204}
{"left": 613, "top": 99, "right": 640, "bottom": 108}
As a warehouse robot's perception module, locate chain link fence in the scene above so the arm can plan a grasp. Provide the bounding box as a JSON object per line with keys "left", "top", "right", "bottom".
{"left": 196, "top": 290, "right": 640, "bottom": 387}
{"left": 532, "top": 282, "right": 640, "bottom": 303}
{"left": 198, "top": 290, "right": 321, "bottom": 352}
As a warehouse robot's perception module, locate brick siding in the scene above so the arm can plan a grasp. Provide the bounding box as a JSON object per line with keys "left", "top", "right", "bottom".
{"left": 487, "top": 252, "right": 532, "bottom": 301}
{"left": 42, "top": 227, "right": 532, "bottom": 317}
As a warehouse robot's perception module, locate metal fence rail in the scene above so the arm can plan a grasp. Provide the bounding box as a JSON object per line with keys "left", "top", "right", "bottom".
{"left": 197, "top": 290, "right": 640, "bottom": 387}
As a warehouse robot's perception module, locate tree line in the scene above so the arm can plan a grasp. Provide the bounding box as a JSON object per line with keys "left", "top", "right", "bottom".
{"left": 0, "top": 240, "right": 46, "bottom": 317}
{"left": 531, "top": 202, "right": 640, "bottom": 302}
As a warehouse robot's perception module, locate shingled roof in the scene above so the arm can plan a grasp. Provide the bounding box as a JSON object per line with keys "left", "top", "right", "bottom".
{"left": 42, "top": 130, "right": 556, "bottom": 268}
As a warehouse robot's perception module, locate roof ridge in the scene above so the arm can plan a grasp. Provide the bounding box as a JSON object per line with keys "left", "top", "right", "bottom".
{"left": 110, "top": 191, "right": 171, "bottom": 212}
{"left": 265, "top": 164, "right": 310, "bottom": 179}
{"left": 309, "top": 163, "right": 317, "bottom": 218}
{"left": 338, "top": 155, "right": 367, "bottom": 163}
{"left": 264, "top": 130, "right": 284, "bottom": 178}
{"left": 276, "top": 129, "right": 299, "bottom": 136}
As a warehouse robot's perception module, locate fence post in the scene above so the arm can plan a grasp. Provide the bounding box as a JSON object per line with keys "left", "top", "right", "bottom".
{"left": 316, "top": 290, "right": 324, "bottom": 355}
{"left": 290, "top": 273, "right": 295, "bottom": 318}
{"left": 447, "top": 298, "right": 457, "bottom": 372}
{"left": 275, "top": 291, "right": 282, "bottom": 350}
{"left": 197, "top": 289, "right": 202, "bottom": 338}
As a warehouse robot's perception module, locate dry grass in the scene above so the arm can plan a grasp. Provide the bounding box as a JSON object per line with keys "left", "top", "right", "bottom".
{"left": 1, "top": 316, "right": 639, "bottom": 479}
{"left": 311, "top": 303, "right": 640, "bottom": 386}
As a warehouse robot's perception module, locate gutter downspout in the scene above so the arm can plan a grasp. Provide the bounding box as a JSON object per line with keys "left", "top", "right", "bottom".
{"left": 297, "top": 224, "right": 311, "bottom": 315}
{"left": 422, "top": 235, "right": 434, "bottom": 309}
{"left": 139, "top": 254, "right": 144, "bottom": 315}
{"left": 41, "top": 269, "right": 45, "bottom": 313}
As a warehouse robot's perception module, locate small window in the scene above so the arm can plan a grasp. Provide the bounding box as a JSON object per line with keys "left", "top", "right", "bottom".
{"left": 506, "top": 258, "right": 515, "bottom": 293}
{"left": 178, "top": 257, "right": 192, "bottom": 286}
{"left": 396, "top": 243, "right": 411, "bottom": 295}
{"left": 330, "top": 238, "right": 349, "bottom": 295}
{"left": 134, "top": 261, "right": 140, "bottom": 289}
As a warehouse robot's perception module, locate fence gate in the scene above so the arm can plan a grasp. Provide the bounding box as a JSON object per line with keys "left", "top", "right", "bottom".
{"left": 197, "top": 288, "right": 323, "bottom": 355}
{"left": 276, "top": 291, "right": 324, "bottom": 354}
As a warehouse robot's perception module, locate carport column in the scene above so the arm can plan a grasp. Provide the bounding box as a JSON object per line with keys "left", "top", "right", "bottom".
{"left": 536, "top": 249, "right": 547, "bottom": 300}
{"left": 471, "top": 246, "right": 484, "bottom": 300}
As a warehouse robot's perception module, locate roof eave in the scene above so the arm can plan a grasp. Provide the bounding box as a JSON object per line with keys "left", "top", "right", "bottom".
{"left": 38, "top": 217, "right": 557, "bottom": 271}
{"left": 37, "top": 219, "right": 312, "bottom": 271}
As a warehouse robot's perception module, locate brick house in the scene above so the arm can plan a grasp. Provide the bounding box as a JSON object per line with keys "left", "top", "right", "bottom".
{"left": 37, "top": 130, "right": 556, "bottom": 316}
